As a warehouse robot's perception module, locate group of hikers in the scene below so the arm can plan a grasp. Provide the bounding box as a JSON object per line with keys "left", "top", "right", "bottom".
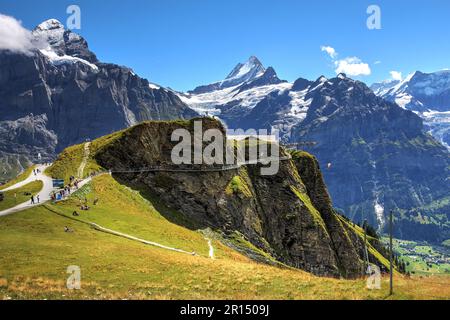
{"left": 28, "top": 170, "right": 104, "bottom": 210}
{"left": 5, "top": 163, "right": 105, "bottom": 235}
{"left": 29, "top": 168, "right": 42, "bottom": 203}
{"left": 67, "top": 197, "right": 100, "bottom": 233}
{"left": 30, "top": 194, "right": 40, "bottom": 204}
{"left": 50, "top": 175, "right": 82, "bottom": 202}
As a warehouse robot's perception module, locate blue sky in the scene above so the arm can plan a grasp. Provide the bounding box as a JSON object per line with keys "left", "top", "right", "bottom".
{"left": 1, "top": 0, "right": 449, "bottom": 91}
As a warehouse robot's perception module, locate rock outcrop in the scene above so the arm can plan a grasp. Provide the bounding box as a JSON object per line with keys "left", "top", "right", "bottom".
{"left": 90, "top": 118, "right": 390, "bottom": 278}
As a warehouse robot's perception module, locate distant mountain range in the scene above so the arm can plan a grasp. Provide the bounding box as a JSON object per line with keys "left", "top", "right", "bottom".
{"left": 371, "top": 71, "right": 450, "bottom": 149}
{"left": 178, "top": 57, "right": 450, "bottom": 243}
{"left": 1, "top": 21, "right": 449, "bottom": 243}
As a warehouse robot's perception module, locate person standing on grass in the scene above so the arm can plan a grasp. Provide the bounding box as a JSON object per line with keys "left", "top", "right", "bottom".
{"left": 30, "top": 195, "right": 35, "bottom": 204}
{"left": 37, "top": 195, "right": 40, "bottom": 203}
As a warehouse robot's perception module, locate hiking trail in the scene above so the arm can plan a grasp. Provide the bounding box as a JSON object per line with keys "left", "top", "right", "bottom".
{"left": 77, "top": 142, "right": 91, "bottom": 178}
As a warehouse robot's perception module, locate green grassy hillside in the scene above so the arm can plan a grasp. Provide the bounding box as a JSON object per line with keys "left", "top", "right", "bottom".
{"left": 0, "top": 181, "right": 43, "bottom": 211}
{"left": 1, "top": 124, "right": 449, "bottom": 299}
{"left": 45, "top": 144, "right": 86, "bottom": 183}
{"left": 1, "top": 174, "right": 449, "bottom": 299}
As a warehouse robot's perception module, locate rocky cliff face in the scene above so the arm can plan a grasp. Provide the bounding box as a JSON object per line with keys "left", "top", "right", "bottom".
{"left": 290, "top": 76, "right": 450, "bottom": 242}
{"left": 0, "top": 19, "right": 196, "bottom": 181}
{"left": 90, "top": 118, "right": 389, "bottom": 278}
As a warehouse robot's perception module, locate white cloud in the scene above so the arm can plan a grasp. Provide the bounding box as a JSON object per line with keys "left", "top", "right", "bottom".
{"left": 334, "top": 57, "right": 371, "bottom": 77}
{"left": 321, "top": 46, "right": 337, "bottom": 59}
{"left": 389, "top": 71, "right": 402, "bottom": 81}
{"left": 0, "top": 14, "right": 35, "bottom": 55}
{"left": 374, "top": 60, "right": 382, "bottom": 65}
{"left": 320, "top": 46, "right": 371, "bottom": 77}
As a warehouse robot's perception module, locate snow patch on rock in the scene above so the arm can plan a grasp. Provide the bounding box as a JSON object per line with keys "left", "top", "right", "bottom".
{"left": 39, "top": 48, "right": 99, "bottom": 71}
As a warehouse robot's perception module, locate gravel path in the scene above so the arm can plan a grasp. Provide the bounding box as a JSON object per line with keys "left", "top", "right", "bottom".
{"left": 0, "top": 164, "right": 53, "bottom": 217}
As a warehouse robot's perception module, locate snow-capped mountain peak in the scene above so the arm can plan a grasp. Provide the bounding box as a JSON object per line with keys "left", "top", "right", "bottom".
{"left": 318, "top": 75, "right": 328, "bottom": 83}
{"left": 371, "top": 70, "right": 450, "bottom": 110}
{"left": 372, "top": 70, "right": 450, "bottom": 148}
{"left": 225, "top": 55, "right": 265, "bottom": 82}
{"left": 181, "top": 56, "right": 293, "bottom": 117}
{"left": 35, "top": 19, "right": 65, "bottom": 31}
{"left": 408, "top": 70, "right": 450, "bottom": 96}
{"left": 370, "top": 79, "right": 400, "bottom": 96}
{"left": 32, "top": 19, "right": 66, "bottom": 50}
{"left": 30, "top": 19, "right": 99, "bottom": 71}
{"left": 189, "top": 56, "right": 267, "bottom": 94}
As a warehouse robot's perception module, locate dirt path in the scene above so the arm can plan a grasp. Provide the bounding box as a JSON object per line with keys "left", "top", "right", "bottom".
{"left": 205, "top": 238, "right": 215, "bottom": 259}
{"left": 0, "top": 164, "right": 53, "bottom": 217}
{"left": 91, "top": 223, "right": 197, "bottom": 256}
{"left": 43, "top": 204, "right": 198, "bottom": 256}
{"left": 111, "top": 155, "right": 293, "bottom": 174}
{"left": 77, "top": 142, "right": 91, "bottom": 178}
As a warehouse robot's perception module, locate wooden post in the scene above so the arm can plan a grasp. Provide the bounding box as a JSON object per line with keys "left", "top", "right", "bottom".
{"left": 389, "top": 210, "right": 394, "bottom": 296}
{"left": 363, "top": 219, "right": 368, "bottom": 273}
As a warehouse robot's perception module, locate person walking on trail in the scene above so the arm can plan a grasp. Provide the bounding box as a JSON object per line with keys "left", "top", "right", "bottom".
{"left": 37, "top": 195, "right": 40, "bottom": 204}
{"left": 30, "top": 195, "right": 35, "bottom": 205}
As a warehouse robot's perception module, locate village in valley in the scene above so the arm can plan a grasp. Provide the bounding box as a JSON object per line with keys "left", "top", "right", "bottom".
{"left": 388, "top": 238, "right": 450, "bottom": 275}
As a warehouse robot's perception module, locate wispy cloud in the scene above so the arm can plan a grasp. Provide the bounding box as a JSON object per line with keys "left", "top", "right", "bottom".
{"left": 0, "top": 14, "right": 35, "bottom": 55}
{"left": 389, "top": 71, "right": 402, "bottom": 81}
{"left": 321, "top": 46, "right": 337, "bottom": 59}
{"left": 320, "top": 45, "right": 371, "bottom": 77}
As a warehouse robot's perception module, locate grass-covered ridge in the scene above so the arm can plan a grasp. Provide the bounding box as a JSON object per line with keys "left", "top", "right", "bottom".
{"left": 46, "top": 143, "right": 86, "bottom": 183}
{"left": 45, "top": 118, "right": 218, "bottom": 182}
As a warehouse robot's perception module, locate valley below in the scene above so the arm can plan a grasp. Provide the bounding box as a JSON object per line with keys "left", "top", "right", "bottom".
{"left": 387, "top": 238, "right": 450, "bottom": 275}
